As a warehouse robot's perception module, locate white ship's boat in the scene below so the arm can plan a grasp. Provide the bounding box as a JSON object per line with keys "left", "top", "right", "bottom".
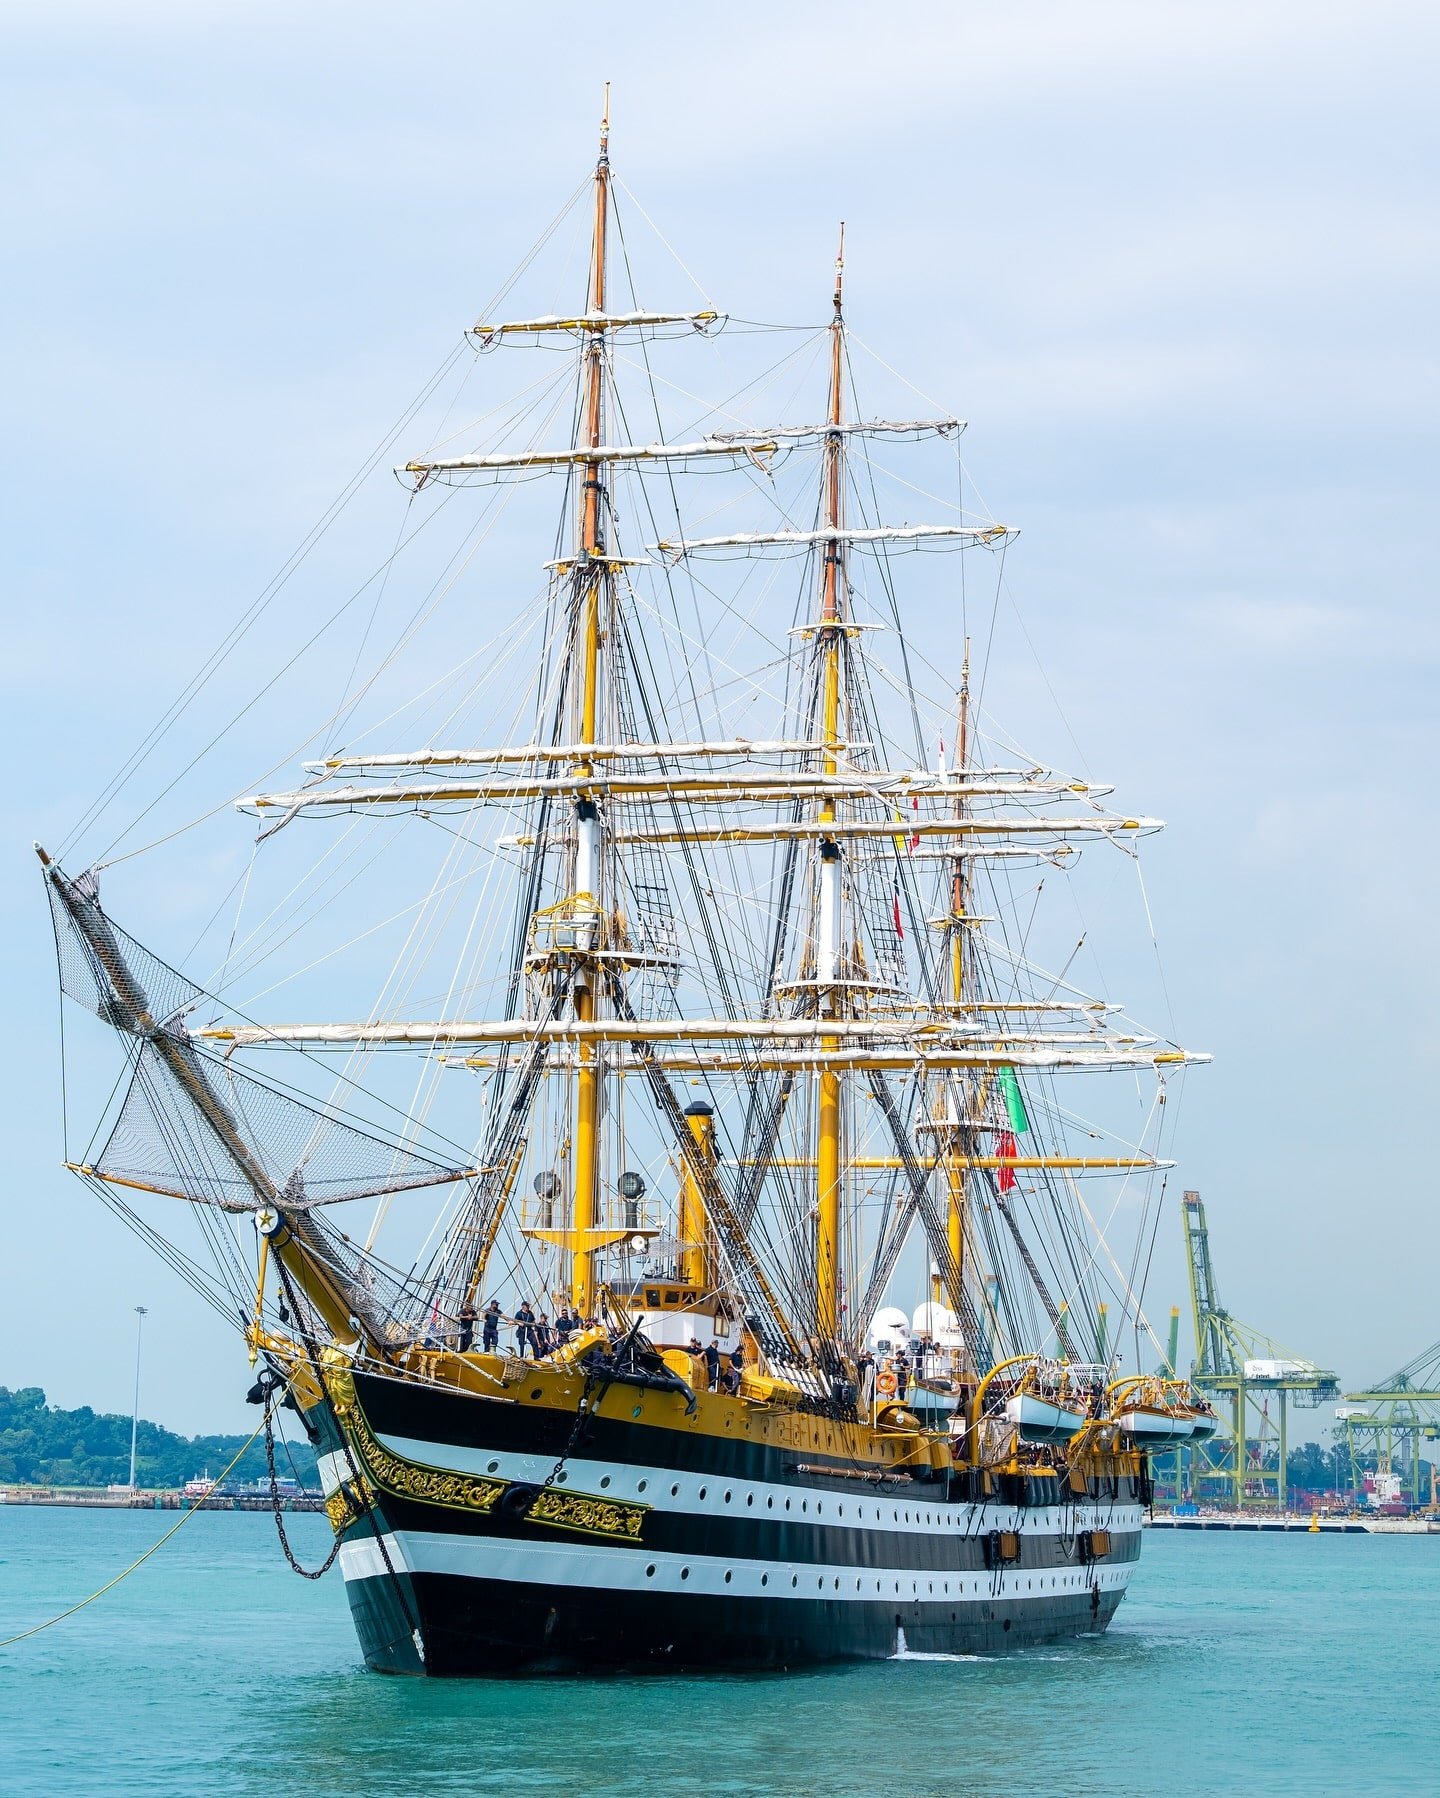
{"left": 1115, "top": 1407, "right": 1196, "bottom": 1444}
{"left": 1005, "top": 1394, "right": 1090, "bottom": 1443}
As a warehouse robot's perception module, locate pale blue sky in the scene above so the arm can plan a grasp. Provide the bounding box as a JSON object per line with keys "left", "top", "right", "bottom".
{"left": 3, "top": 1, "right": 1437, "bottom": 1433}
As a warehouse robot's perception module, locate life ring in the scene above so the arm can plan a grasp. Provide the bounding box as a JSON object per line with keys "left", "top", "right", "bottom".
{"left": 876, "top": 1367, "right": 898, "bottom": 1397}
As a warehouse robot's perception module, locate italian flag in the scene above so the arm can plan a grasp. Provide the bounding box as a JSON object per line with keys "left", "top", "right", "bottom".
{"left": 997, "top": 1067, "right": 1029, "bottom": 1191}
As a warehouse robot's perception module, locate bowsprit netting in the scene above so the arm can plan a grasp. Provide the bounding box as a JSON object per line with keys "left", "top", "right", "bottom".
{"left": 45, "top": 855, "right": 476, "bottom": 1217}
{"left": 94, "top": 1034, "right": 474, "bottom": 1212}
{"left": 44, "top": 863, "right": 206, "bottom": 1035}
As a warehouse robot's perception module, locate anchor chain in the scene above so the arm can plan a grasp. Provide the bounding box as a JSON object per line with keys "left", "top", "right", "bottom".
{"left": 263, "top": 1388, "right": 342, "bottom": 1580}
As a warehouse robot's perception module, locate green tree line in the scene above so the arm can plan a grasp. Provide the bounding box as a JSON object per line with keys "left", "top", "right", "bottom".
{"left": 0, "top": 1385, "right": 316, "bottom": 1490}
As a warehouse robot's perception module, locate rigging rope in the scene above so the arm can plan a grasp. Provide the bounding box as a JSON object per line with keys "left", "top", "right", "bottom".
{"left": 0, "top": 1408, "right": 272, "bottom": 1650}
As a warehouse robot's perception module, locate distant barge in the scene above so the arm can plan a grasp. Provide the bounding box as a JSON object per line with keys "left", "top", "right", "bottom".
{"left": 1149, "top": 1513, "right": 1440, "bottom": 1535}
{"left": 0, "top": 1486, "right": 323, "bottom": 1512}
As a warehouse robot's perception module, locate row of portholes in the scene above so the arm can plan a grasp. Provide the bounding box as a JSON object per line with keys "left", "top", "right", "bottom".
{"left": 480, "top": 1458, "right": 1095, "bottom": 1545}
{"left": 634, "top": 1565, "right": 1087, "bottom": 1602}
{"left": 549, "top": 1469, "right": 973, "bottom": 1531}
{"left": 629, "top": 1558, "right": 1120, "bottom": 1596}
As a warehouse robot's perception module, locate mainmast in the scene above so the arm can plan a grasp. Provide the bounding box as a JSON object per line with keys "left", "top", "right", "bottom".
{"left": 815, "top": 226, "right": 846, "bottom": 1348}
{"left": 570, "top": 86, "right": 612, "bottom": 1318}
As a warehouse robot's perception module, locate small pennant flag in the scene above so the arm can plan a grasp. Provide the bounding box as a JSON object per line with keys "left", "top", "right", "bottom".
{"left": 909, "top": 794, "right": 920, "bottom": 852}
{"left": 997, "top": 1128, "right": 1018, "bottom": 1192}
{"left": 892, "top": 880, "right": 905, "bottom": 941}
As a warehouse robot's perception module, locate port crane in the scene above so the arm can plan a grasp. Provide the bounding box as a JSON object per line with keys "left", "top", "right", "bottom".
{"left": 1338, "top": 1339, "right": 1440, "bottom": 1509}
{"left": 1180, "top": 1190, "right": 1339, "bottom": 1510}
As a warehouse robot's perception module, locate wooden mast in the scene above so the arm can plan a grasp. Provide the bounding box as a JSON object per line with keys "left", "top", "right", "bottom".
{"left": 570, "top": 86, "right": 611, "bottom": 1319}
{"left": 815, "top": 226, "right": 846, "bottom": 1349}
{"left": 941, "top": 642, "right": 972, "bottom": 1322}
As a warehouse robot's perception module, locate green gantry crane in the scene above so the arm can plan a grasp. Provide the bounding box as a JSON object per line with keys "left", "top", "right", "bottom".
{"left": 1338, "top": 1339, "right": 1440, "bottom": 1508}
{"left": 1181, "top": 1190, "right": 1340, "bottom": 1511}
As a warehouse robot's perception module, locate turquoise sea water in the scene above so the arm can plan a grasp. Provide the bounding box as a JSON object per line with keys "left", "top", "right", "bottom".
{"left": 1, "top": 1508, "right": 1433, "bottom": 1796}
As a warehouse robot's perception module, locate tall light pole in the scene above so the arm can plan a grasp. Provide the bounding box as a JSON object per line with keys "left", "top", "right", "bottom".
{"left": 128, "top": 1306, "right": 148, "bottom": 1489}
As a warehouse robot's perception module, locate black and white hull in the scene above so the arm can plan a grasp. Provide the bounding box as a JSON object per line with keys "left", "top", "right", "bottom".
{"left": 312, "top": 1365, "right": 1144, "bottom": 1676}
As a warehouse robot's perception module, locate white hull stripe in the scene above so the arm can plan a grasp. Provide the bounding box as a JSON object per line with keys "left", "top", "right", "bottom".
{"left": 339, "top": 1528, "right": 1136, "bottom": 1606}
{"left": 317, "top": 1441, "right": 1141, "bottom": 1542}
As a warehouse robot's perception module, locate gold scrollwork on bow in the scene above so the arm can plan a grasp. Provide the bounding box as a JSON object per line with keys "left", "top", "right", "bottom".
{"left": 527, "top": 1487, "right": 647, "bottom": 1541}
{"left": 345, "top": 1403, "right": 505, "bottom": 1517}
{"left": 319, "top": 1349, "right": 358, "bottom": 1420}
{"left": 324, "top": 1356, "right": 646, "bottom": 1540}
{"left": 325, "top": 1471, "right": 373, "bottom": 1535}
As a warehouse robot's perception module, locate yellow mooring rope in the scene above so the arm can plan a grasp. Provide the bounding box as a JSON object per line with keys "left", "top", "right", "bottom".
{"left": 0, "top": 1408, "right": 275, "bottom": 1649}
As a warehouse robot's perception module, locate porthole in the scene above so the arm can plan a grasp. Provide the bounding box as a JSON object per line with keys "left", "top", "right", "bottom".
{"left": 784, "top": 1498, "right": 791, "bottom": 1513}
{"left": 530, "top": 1388, "right": 542, "bottom": 1400}
{"left": 833, "top": 1577, "right": 840, "bottom": 1591}
{"left": 1003, "top": 1618, "right": 1012, "bottom": 1633}
{"left": 791, "top": 1575, "right": 798, "bottom": 1588}
{"left": 801, "top": 1500, "right": 808, "bottom": 1514}
{"left": 599, "top": 1475, "right": 611, "bottom": 1489}
{"left": 487, "top": 1460, "right": 500, "bottom": 1473}
{"left": 761, "top": 1573, "right": 769, "bottom": 1587}
{"left": 680, "top": 1567, "right": 690, "bottom": 1581}
{"left": 767, "top": 1496, "right": 774, "bottom": 1510}
{"left": 724, "top": 1570, "right": 733, "bottom": 1584}
{"left": 637, "top": 1479, "right": 648, "bottom": 1493}
{"left": 699, "top": 1486, "right": 707, "bottom": 1500}
{"left": 670, "top": 1483, "right": 680, "bottom": 1497}
{"left": 746, "top": 1494, "right": 755, "bottom": 1508}
{"left": 632, "top": 1405, "right": 643, "bottom": 1419}
{"left": 645, "top": 1564, "right": 656, "bottom": 1578}
{"left": 724, "top": 1490, "right": 732, "bottom": 1503}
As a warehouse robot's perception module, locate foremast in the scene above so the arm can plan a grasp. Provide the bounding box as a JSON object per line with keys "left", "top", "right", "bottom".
{"left": 570, "top": 89, "right": 613, "bottom": 1320}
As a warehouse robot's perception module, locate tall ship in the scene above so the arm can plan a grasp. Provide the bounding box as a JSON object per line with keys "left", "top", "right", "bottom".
{"left": 40, "top": 100, "right": 1213, "bottom": 1673}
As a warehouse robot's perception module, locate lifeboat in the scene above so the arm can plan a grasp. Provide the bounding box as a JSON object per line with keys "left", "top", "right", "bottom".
{"left": 1114, "top": 1404, "right": 1196, "bottom": 1443}
{"left": 1004, "top": 1392, "right": 1089, "bottom": 1443}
